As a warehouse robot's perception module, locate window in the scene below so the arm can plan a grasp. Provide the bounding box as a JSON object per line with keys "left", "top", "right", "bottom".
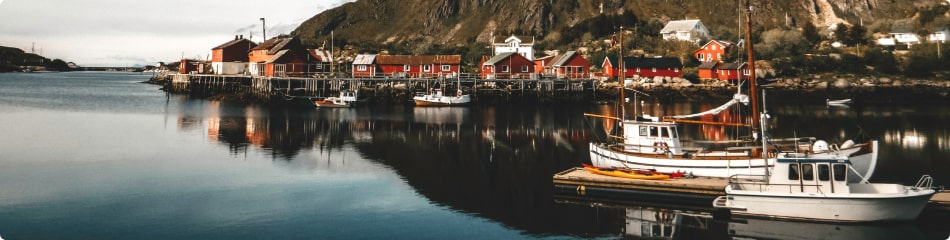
{"left": 639, "top": 126, "right": 648, "bottom": 136}
{"left": 652, "top": 67, "right": 657, "bottom": 72}
{"left": 501, "top": 66, "right": 509, "bottom": 73}
{"left": 833, "top": 164, "right": 847, "bottom": 181}
{"left": 698, "top": 54, "right": 704, "bottom": 61}
{"left": 788, "top": 164, "right": 800, "bottom": 180}
{"left": 818, "top": 164, "right": 830, "bottom": 181}
{"left": 636, "top": 67, "right": 640, "bottom": 72}
{"left": 442, "top": 65, "right": 450, "bottom": 71}
{"left": 423, "top": 65, "right": 431, "bottom": 72}
{"left": 649, "top": 126, "right": 658, "bottom": 137}
{"left": 717, "top": 53, "right": 722, "bottom": 60}
{"left": 521, "top": 66, "right": 529, "bottom": 72}
{"left": 743, "top": 69, "right": 750, "bottom": 76}
{"left": 357, "top": 65, "right": 367, "bottom": 71}
{"left": 802, "top": 164, "right": 814, "bottom": 181}
{"left": 404, "top": 65, "right": 410, "bottom": 71}
{"left": 674, "top": 68, "right": 679, "bottom": 73}
{"left": 712, "top": 45, "right": 717, "bottom": 50}
{"left": 658, "top": 127, "right": 667, "bottom": 138}
{"left": 669, "top": 127, "right": 678, "bottom": 138}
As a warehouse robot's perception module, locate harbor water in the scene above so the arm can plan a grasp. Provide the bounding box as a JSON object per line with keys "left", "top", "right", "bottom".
{"left": 0, "top": 71, "right": 948, "bottom": 239}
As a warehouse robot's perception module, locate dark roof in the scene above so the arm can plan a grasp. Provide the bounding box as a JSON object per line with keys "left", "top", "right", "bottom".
{"left": 483, "top": 52, "right": 516, "bottom": 65}
{"left": 606, "top": 56, "right": 683, "bottom": 68}
{"left": 212, "top": 38, "right": 257, "bottom": 50}
{"left": 719, "top": 62, "right": 747, "bottom": 70}
{"left": 252, "top": 38, "right": 299, "bottom": 54}
{"left": 376, "top": 55, "right": 461, "bottom": 65}
{"left": 698, "top": 61, "right": 719, "bottom": 69}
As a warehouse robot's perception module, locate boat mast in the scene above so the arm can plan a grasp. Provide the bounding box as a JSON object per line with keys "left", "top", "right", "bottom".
{"left": 619, "top": 26, "right": 626, "bottom": 123}
{"left": 743, "top": 0, "right": 761, "bottom": 133}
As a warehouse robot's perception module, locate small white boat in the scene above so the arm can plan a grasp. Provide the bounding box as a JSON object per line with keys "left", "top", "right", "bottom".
{"left": 413, "top": 89, "right": 471, "bottom": 106}
{"left": 314, "top": 90, "right": 360, "bottom": 108}
{"left": 827, "top": 98, "right": 852, "bottom": 105}
{"left": 713, "top": 153, "right": 936, "bottom": 222}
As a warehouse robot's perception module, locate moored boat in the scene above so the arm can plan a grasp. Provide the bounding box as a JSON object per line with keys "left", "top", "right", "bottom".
{"left": 413, "top": 88, "right": 471, "bottom": 106}
{"left": 713, "top": 153, "right": 936, "bottom": 222}
{"left": 313, "top": 90, "right": 360, "bottom": 108}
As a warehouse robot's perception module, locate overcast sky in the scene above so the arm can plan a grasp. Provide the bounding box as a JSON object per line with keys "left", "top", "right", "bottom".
{"left": 0, "top": 0, "right": 355, "bottom": 67}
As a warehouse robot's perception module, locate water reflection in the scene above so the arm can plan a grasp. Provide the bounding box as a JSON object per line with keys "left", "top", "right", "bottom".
{"left": 729, "top": 217, "right": 933, "bottom": 240}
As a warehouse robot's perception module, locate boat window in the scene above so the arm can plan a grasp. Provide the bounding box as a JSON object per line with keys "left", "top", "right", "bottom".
{"left": 802, "top": 164, "right": 814, "bottom": 181}
{"left": 639, "top": 126, "right": 648, "bottom": 136}
{"left": 659, "top": 127, "right": 667, "bottom": 138}
{"left": 649, "top": 126, "right": 658, "bottom": 137}
{"left": 669, "top": 127, "right": 678, "bottom": 138}
{"left": 833, "top": 164, "right": 847, "bottom": 181}
{"left": 788, "top": 164, "right": 800, "bottom": 180}
{"left": 817, "top": 164, "right": 830, "bottom": 181}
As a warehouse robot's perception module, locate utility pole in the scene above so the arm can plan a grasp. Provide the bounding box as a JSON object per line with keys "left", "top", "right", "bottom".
{"left": 331, "top": 31, "right": 334, "bottom": 76}
{"left": 260, "top": 18, "right": 266, "bottom": 41}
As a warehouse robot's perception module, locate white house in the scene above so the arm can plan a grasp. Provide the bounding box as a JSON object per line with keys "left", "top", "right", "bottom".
{"left": 929, "top": 29, "right": 948, "bottom": 42}
{"left": 493, "top": 35, "right": 535, "bottom": 60}
{"left": 660, "top": 19, "right": 710, "bottom": 43}
{"left": 891, "top": 32, "right": 920, "bottom": 45}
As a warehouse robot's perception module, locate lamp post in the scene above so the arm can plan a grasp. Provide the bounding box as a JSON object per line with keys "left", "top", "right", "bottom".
{"left": 260, "top": 18, "right": 266, "bottom": 41}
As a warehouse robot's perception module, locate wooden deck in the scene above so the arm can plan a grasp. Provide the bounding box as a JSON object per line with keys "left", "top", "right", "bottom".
{"left": 553, "top": 167, "right": 950, "bottom": 212}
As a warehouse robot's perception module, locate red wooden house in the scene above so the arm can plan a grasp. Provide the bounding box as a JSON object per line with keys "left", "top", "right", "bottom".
{"left": 693, "top": 40, "right": 734, "bottom": 62}
{"left": 533, "top": 55, "right": 555, "bottom": 74}
{"left": 698, "top": 61, "right": 719, "bottom": 79}
{"left": 716, "top": 62, "right": 749, "bottom": 81}
{"left": 375, "top": 55, "right": 461, "bottom": 78}
{"left": 248, "top": 37, "right": 318, "bottom": 77}
{"left": 603, "top": 56, "right": 683, "bottom": 78}
{"left": 351, "top": 54, "right": 377, "bottom": 78}
{"left": 307, "top": 49, "right": 333, "bottom": 74}
{"left": 481, "top": 52, "right": 535, "bottom": 79}
{"left": 548, "top": 51, "right": 590, "bottom": 79}
{"left": 211, "top": 35, "right": 257, "bottom": 75}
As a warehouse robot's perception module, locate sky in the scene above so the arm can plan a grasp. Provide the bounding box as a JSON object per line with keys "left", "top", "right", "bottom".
{"left": 0, "top": 0, "right": 356, "bottom": 67}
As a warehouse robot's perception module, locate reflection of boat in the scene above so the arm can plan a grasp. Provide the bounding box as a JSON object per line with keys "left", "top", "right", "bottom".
{"left": 581, "top": 164, "right": 674, "bottom": 180}
{"left": 729, "top": 216, "right": 928, "bottom": 240}
{"left": 586, "top": 2, "right": 877, "bottom": 183}
{"left": 412, "top": 107, "right": 469, "bottom": 124}
{"left": 827, "top": 98, "right": 852, "bottom": 105}
{"left": 314, "top": 90, "right": 359, "bottom": 108}
{"left": 413, "top": 88, "right": 471, "bottom": 106}
{"left": 714, "top": 153, "right": 936, "bottom": 222}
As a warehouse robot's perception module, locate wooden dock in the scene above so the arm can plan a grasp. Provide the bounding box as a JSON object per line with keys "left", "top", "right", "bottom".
{"left": 553, "top": 167, "right": 950, "bottom": 212}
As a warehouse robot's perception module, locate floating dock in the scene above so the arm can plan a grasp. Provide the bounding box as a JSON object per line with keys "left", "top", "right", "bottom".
{"left": 553, "top": 167, "right": 950, "bottom": 211}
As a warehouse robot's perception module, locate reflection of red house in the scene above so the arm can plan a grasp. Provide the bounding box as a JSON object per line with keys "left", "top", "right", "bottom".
{"left": 375, "top": 55, "right": 461, "bottom": 78}
{"left": 716, "top": 62, "right": 749, "bottom": 81}
{"left": 248, "top": 37, "right": 318, "bottom": 77}
{"left": 481, "top": 52, "right": 535, "bottom": 79}
{"left": 693, "top": 40, "right": 733, "bottom": 62}
{"left": 603, "top": 56, "right": 683, "bottom": 78}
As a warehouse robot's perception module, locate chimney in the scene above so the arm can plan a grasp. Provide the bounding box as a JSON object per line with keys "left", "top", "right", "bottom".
{"left": 240, "top": 35, "right": 244, "bottom": 39}
{"left": 235, "top": 35, "right": 239, "bottom": 40}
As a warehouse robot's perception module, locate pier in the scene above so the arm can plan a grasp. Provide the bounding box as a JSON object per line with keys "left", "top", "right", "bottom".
{"left": 159, "top": 73, "right": 596, "bottom": 104}
{"left": 553, "top": 167, "right": 950, "bottom": 213}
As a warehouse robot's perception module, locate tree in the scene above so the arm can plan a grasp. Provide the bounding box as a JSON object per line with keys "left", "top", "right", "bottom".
{"left": 802, "top": 21, "right": 821, "bottom": 46}
{"left": 845, "top": 24, "right": 868, "bottom": 46}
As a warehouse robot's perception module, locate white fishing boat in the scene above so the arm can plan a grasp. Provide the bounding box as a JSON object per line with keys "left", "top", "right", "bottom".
{"left": 313, "top": 90, "right": 360, "bottom": 108}
{"left": 586, "top": 2, "right": 878, "bottom": 183}
{"left": 413, "top": 88, "right": 471, "bottom": 106}
{"left": 713, "top": 153, "right": 936, "bottom": 222}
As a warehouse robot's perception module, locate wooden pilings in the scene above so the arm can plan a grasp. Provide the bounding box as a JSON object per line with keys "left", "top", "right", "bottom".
{"left": 162, "top": 74, "right": 596, "bottom": 104}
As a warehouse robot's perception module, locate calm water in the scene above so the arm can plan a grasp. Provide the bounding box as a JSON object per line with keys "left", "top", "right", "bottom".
{"left": 0, "top": 72, "right": 947, "bottom": 239}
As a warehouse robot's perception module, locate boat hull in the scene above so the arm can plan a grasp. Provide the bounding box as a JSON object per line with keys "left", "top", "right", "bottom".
{"left": 721, "top": 185, "right": 935, "bottom": 222}
{"left": 589, "top": 140, "right": 878, "bottom": 183}
{"left": 413, "top": 95, "right": 471, "bottom": 106}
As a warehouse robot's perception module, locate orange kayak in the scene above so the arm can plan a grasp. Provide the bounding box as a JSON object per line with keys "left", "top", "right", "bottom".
{"left": 582, "top": 164, "right": 671, "bottom": 180}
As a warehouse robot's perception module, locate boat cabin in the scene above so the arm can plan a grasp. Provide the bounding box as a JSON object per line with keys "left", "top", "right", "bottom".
{"left": 338, "top": 90, "right": 358, "bottom": 102}
{"left": 621, "top": 116, "right": 683, "bottom": 155}
{"left": 764, "top": 156, "right": 850, "bottom": 194}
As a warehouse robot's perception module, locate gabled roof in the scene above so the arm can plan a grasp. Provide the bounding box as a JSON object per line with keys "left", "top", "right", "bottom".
{"left": 698, "top": 61, "right": 719, "bottom": 69}
{"left": 253, "top": 38, "right": 298, "bottom": 55}
{"left": 551, "top": 51, "right": 580, "bottom": 67}
{"left": 493, "top": 35, "right": 534, "bottom": 45}
{"left": 376, "top": 55, "right": 461, "bottom": 65}
{"left": 698, "top": 40, "right": 734, "bottom": 50}
{"left": 660, "top": 20, "right": 703, "bottom": 33}
{"left": 719, "top": 62, "right": 747, "bottom": 70}
{"left": 265, "top": 50, "right": 290, "bottom": 64}
{"left": 213, "top": 38, "right": 257, "bottom": 50}
{"left": 309, "top": 49, "right": 332, "bottom": 62}
{"left": 606, "top": 56, "right": 683, "bottom": 68}
{"left": 353, "top": 54, "right": 377, "bottom": 65}
{"left": 483, "top": 52, "right": 517, "bottom": 65}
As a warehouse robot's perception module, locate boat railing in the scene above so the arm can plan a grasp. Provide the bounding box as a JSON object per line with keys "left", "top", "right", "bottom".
{"left": 915, "top": 175, "right": 934, "bottom": 190}
{"left": 728, "top": 174, "right": 830, "bottom": 194}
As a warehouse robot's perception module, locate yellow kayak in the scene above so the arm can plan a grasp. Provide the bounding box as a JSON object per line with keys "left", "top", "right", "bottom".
{"left": 582, "top": 164, "right": 671, "bottom": 180}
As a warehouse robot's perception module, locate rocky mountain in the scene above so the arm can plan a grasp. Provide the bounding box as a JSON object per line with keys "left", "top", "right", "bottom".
{"left": 292, "top": 0, "right": 947, "bottom": 57}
